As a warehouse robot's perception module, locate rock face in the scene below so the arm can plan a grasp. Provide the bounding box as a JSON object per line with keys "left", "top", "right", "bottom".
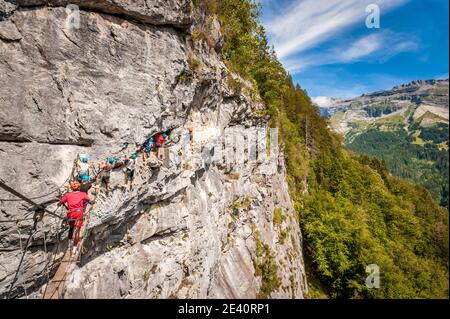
{"left": 0, "top": 2, "right": 307, "bottom": 298}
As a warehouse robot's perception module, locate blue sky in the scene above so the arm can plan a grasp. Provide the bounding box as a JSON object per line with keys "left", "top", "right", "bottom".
{"left": 259, "top": 0, "right": 449, "bottom": 102}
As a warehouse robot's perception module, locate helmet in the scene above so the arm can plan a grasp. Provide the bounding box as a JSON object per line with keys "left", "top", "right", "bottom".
{"left": 162, "top": 133, "right": 168, "bottom": 139}
{"left": 80, "top": 154, "right": 89, "bottom": 163}
{"left": 80, "top": 174, "right": 90, "bottom": 182}
{"left": 108, "top": 156, "right": 116, "bottom": 164}
{"left": 131, "top": 153, "right": 138, "bottom": 159}
{"left": 149, "top": 136, "right": 155, "bottom": 142}
{"left": 70, "top": 181, "right": 80, "bottom": 191}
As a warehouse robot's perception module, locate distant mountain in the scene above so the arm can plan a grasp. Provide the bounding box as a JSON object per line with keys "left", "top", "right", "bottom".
{"left": 313, "top": 96, "right": 343, "bottom": 116}
{"left": 325, "top": 79, "right": 449, "bottom": 207}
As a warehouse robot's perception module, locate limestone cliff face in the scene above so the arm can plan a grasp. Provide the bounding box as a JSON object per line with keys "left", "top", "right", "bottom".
{"left": 0, "top": 1, "right": 307, "bottom": 298}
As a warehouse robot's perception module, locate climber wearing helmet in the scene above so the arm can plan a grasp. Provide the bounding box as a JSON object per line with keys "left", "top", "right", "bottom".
{"left": 123, "top": 152, "right": 137, "bottom": 190}
{"left": 79, "top": 174, "right": 94, "bottom": 194}
{"left": 77, "top": 154, "right": 93, "bottom": 182}
{"left": 143, "top": 136, "right": 155, "bottom": 164}
{"left": 58, "top": 181, "right": 94, "bottom": 255}
{"left": 155, "top": 132, "right": 168, "bottom": 160}
{"left": 146, "top": 136, "right": 155, "bottom": 154}
{"left": 99, "top": 155, "right": 118, "bottom": 194}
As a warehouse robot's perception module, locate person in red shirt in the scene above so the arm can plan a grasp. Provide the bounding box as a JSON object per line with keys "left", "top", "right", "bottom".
{"left": 154, "top": 132, "right": 168, "bottom": 160}
{"left": 58, "top": 181, "right": 94, "bottom": 254}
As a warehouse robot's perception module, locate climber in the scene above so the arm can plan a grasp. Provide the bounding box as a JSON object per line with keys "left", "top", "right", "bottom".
{"left": 154, "top": 132, "right": 168, "bottom": 160}
{"left": 77, "top": 154, "right": 93, "bottom": 182}
{"left": 143, "top": 136, "right": 155, "bottom": 163}
{"left": 99, "top": 155, "right": 117, "bottom": 194}
{"left": 79, "top": 174, "right": 94, "bottom": 194}
{"left": 58, "top": 181, "right": 94, "bottom": 255}
{"left": 123, "top": 153, "right": 137, "bottom": 190}
{"left": 187, "top": 127, "right": 193, "bottom": 145}
{"left": 146, "top": 136, "right": 155, "bottom": 153}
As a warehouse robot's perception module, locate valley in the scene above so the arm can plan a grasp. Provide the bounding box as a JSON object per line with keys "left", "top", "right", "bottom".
{"left": 321, "top": 79, "right": 449, "bottom": 207}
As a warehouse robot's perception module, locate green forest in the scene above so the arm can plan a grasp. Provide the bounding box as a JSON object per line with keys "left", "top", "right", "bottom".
{"left": 348, "top": 126, "right": 449, "bottom": 208}
{"left": 364, "top": 102, "right": 401, "bottom": 117}
{"left": 195, "top": 0, "right": 449, "bottom": 298}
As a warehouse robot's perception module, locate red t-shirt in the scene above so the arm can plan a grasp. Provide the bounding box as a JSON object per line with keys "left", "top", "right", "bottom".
{"left": 59, "top": 191, "right": 91, "bottom": 213}
{"left": 155, "top": 134, "right": 166, "bottom": 147}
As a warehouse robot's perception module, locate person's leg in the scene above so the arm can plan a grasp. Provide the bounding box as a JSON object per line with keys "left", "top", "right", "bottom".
{"left": 129, "top": 170, "right": 134, "bottom": 190}
{"left": 73, "top": 224, "right": 81, "bottom": 247}
{"left": 72, "top": 217, "right": 83, "bottom": 255}
{"left": 67, "top": 218, "right": 75, "bottom": 249}
{"left": 68, "top": 225, "right": 74, "bottom": 240}
{"left": 157, "top": 147, "right": 161, "bottom": 160}
{"left": 105, "top": 179, "right": 109, "bottom": 194}
{"left": 103, "top": 175, "right": 110, "bottom": 194}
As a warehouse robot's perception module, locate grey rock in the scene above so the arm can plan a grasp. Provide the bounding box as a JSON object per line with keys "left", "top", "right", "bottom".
{"left": 0, "top": 3, "right": 307, "bottom": 299}
{"left": 0, "top": 0, "right": 16, "bottom": 20}
{"left": 0, "top": 20, "right": 21, "bottom": 40}
{"left": 8, "top": 0, "right": 193, "bottom": 27}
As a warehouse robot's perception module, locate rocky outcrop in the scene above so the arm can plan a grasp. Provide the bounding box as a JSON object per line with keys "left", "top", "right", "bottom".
{"left": 0, "top": 1, "right": 307, "bottom": 299}
{"left": 4, "top": 0, "right": 192, "bottom": 27}
{"left": 320, "top": 79, "right": 449, "bottom": 136}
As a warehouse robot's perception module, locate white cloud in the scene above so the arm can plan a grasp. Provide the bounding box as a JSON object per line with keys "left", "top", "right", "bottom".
{"left": 306, "top": 73, "right": 415, "bottom": 99}
{"left": 312, "top": 96, "right": 336, "bottom": 107}
{"left": 339, "top": 33, "right": 382, "bottom": 61}
{"left": 265, "top": 0, "right": 409, "bottom": 59}
{"left": 282, "top": 31, "right": 419, "bottom": 73}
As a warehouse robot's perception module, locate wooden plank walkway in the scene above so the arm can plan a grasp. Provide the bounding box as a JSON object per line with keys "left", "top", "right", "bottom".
{"left": 42, "top": 194, "right": 96, "bottom": 299}
{"left": 42, "top": 250, "right": 75, "bottom": 299}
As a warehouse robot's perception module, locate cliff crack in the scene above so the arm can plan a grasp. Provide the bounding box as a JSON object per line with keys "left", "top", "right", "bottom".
{"left": 14, "top": 2, "right": 189, "bottom": 32}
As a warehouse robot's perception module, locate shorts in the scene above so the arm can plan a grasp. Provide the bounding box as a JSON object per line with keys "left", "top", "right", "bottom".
{"left": 126, "top": 168, "right": 134, "bottom": 179}
{"left": 68, "top": 210, "right": 84, "bottom": 228}
{"left": 80, "top": 183, "right": 92, "bottom": 193}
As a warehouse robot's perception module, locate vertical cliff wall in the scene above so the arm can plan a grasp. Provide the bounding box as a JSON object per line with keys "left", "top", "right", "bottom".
{"left": 0, "top": 1, "right": 307, "bottom": 298}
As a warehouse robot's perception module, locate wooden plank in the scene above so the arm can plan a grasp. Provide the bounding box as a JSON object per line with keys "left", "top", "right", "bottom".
{"left": 42, "top": 250, "right": 73, "bottom": 299}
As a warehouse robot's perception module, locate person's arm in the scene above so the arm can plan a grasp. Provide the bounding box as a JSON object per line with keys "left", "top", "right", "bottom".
{"left": 57, "top": 194, "right": 67, "bottom": 207}
{"left": 85, "top": 194, "right": 95, "bottom": 205}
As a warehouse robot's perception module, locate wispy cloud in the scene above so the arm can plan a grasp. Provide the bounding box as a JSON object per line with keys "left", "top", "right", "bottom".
{"left": 339, "top": 33, "right": 382, "bottom": 62}
{"left": 282, "top": 31, "right": 419, "bottom": 73}
{"left": 265, "top": 0, "right": 409, "bottom": 59}
{"left": 301, "top": 70, "right": 416, "bottom": 99}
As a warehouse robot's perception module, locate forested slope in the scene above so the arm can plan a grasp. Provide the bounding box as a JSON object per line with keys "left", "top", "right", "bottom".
{"left": 197, "top": 0, "right": 449, "bottom": 298}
